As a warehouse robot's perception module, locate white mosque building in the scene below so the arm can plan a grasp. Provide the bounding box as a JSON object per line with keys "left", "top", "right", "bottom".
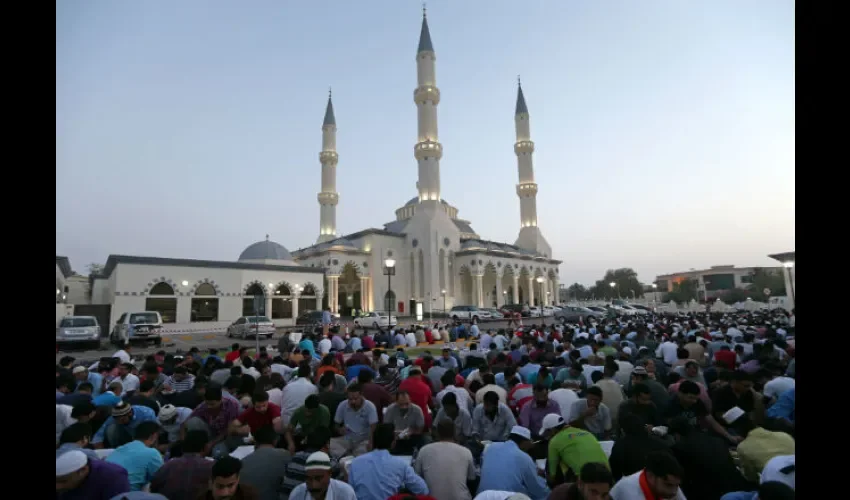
{"left": 57, "top": 11, "right": 561, "bottom": 331}
{"left": 291, "top": 11, "right": 561, "bottom": 317}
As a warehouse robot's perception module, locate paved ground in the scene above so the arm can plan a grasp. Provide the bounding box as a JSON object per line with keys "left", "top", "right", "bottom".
{"left": 55, "top": 317, "right": 553, "bottom": 365}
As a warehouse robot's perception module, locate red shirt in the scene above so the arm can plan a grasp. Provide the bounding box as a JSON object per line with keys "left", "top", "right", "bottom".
{"left": 237, "top": 403, "right": 281, "bottom": 432}
{"left": 714, "top": 350, "right": 736, "bottom": 369}
{"left": 362, "top": 336, "right": 376, "bottom": 350}
{"left": 225, "top": 350, "right": 241, "bottom": 363}
{"left": 398, "top": 376, "right": 433, "bottom": 429}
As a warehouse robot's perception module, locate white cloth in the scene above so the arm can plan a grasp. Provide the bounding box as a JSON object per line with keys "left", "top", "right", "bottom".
{"left": 473, "top": 491, "right": 525, "bottom": 500}
{"left": 112, "top": 350, "right": 132, "bottom": 363}
{"left": 289, "top": 479, "right": 357, "bottom": 500}
{"left": 761, "top": 454, "right": 795, "bottom": 490}
{"left": 610, "top": 470, "right": 687, "bottom": 500}
{"left": 118, "top": 373, "right": 140, "bottom": 395}
{"left": 437, "top": 386, "right": 474, "bottom": 413}
{"left": 763, "top": 377, "right": 795, "bottom": 400}
{"left": 406, "top": 332, "right": 418, "bottom": 348}
{"left": 56, "top": 405, "right": 77, "bottom": 445}
{"left": 656, "top": 342, "right": 679, "bottom": 365}
{"left": 56, "top": 450, "right": 88, "bottom": 476}
{"left": 280, "top": 377, "right": 318, "bottom": 426}
{"left": 318, "top": 338, "right": 332, "bottom": 355}
{"left": 548, "top": 389, "right": 579, "bottom": 421}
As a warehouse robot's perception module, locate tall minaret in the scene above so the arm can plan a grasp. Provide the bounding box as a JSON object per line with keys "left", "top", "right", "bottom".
{"left": 514, "top": 78, "right": 552, "bottom": 256}
{"left": 413, "top": 7, "right": 442, "bottom": 203}
{"left": 317, "top": 89, "right": 339, "bottom": 243}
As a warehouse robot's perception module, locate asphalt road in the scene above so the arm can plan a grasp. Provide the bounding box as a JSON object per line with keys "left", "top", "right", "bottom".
{"left": 55, "top": 317, "right": 555, "bottom": 365}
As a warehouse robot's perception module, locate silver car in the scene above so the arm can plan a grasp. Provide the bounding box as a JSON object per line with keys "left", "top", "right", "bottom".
{"left": 57, "top": 316, "right": 101, "bottom": 348}
{"left": 227, "top": 316, "right": 276, "bottom": 339}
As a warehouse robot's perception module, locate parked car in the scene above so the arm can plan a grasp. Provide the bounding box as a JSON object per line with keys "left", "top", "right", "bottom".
{"left": 57, "top": 316, "right": 101, "bottom": 349}
{"left": 296, "top": 311, "right": 324, "bottom": 327}
{"left": 628, "top": 304, "right": 653, "bottom": 315}
{"left": 110, "top": 311, "right": 163, "bottom": 346}
{"left": 541, "top": 306, "right": 556, "bottom": 317}
{"left": 354, "top": 312, "right": 398, "bottom": 329}
{"left": 556, "top": 306, "right": 604, "bottom": 324}
{"left": 449, "top": 305, "right": 490, "bottom": 322}
{"left": 502, "top": 304, "right": 531, "bottom": 317}
{"left": 483, "top": 308, "right": 503, "bottom": 319}
{"left": 528, "top": 307, "right": 542, "bottom": 317}
{"left": 227, "top": 316, "right": 275, "bottom": 339}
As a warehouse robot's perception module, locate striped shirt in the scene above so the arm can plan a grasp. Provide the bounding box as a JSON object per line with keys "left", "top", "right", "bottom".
{"left": 164, "top": 375, "right": 195, "bottom": 393}
{"left": 280, "top": 449, "right": 340, "bottom": 496}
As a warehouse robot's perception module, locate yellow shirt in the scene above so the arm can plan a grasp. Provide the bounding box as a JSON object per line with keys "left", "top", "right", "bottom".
{"left": 737, "top": 427, "right": 795, "bottom": 482}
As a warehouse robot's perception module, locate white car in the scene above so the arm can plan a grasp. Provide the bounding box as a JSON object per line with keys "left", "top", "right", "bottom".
{"left": 616, "top": 305, "right": 639, "bottom": 316}
{"left": 449, "top": 306, "right": 491, "bottom": 321}
{"left": 542, "top": 306, "right": 556, "bottom": 317}
{"left": 227, "top": 316, "right": 276, "bottom": 339}
{"left": 528, "top": 307, "right": 542, "bottom": 317}
{"left": 354, "top": 312, "right": 398, "bottom": 329}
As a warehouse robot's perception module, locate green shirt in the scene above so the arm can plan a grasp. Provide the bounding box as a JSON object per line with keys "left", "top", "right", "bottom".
{"left": 547, "top": 426, "right": 610, "bottom": 478}
{"left": 290, "top": 404, "right": 330, "bottom": 435}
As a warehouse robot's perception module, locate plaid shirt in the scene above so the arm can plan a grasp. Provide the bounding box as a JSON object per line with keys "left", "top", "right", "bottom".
{"left": 164, "top": 374, "right": 195, "bottom": 393}
{"left": 190, "top": 398, "right": 240, "bottom": 437}
{"left": 149, "top": 453, "right": 213, "bottom": 500}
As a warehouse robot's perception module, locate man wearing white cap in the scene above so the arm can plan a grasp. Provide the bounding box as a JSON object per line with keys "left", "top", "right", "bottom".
{"left": 477, "top": 426, "right": 549, "bottom": 500}
{"left": 57, "top": 449, "right": 131, "bottom": 499}
{"left": 289, "top": 451, "right": 356, "bottom": 500}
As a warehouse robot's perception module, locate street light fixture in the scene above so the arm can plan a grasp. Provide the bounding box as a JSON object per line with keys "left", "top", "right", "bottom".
{"left": 651, "top": 283, "right": 658, "bottom": 307}
{"left": 383, "top": 258, "right": 396, "bottom": 319}
{"left": 441, "top": 289, "right": 447, "bottom": 315}
{"left": 609, "top": 281, "right": 620, "bottom": 300}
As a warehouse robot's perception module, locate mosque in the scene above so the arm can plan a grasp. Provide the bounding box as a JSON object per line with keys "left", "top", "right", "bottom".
{"left": 57, "top": 11, "right": 561, "bottom": 331}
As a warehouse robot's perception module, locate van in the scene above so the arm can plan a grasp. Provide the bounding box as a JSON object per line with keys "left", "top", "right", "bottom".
{"left": 110, "top": 311, "right": 164, "bottom": 346}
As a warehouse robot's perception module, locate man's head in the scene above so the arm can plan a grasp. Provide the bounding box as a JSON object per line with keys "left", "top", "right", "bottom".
{"left": 539, "top": 413, "right": 566, "bottom": 440}
{"left": 210, "top": 456, "right": 242, "bottom": 500}
{"left": 632, "top": 383, "right": 652, "bottom": 406}
{"left": 508, "top": 425, "right": 534, "bottom": 452}
{"left": 533, "top": 384, "right": 549, "bottom": 406}
{"left": 118, "top": 362, "right": 133, "bottom": 377}
{"left": 684, "top": 361, "right": 699, "bottom": 379}
{"left": 483, "top": 390, "right": 500, "bottom": 414}
{"left": 252, "top": 390, "right": 270, "bottom": 413}
{"left": 55, "top": 450, "right": 90, "bottom": 493}
{"left": 372, "top": 423, "right": 395, "bottom": 450}
{"left": 139, "top": 379, "right": 156, "bottom": 396}
{"left": 303, "top": 394, "right": 321, "bottom": 418}
{"left": 395, "top": 390, "right": 411, "bottom": 410}
{"left": 253, "top": 424, "right": 278, "bottom": 447}
{"left": 71, "top": 402, "right": 96, "bottom": 423}
{"left": 586, "top": 386, "right": 603, "bottom": 408}
{"left": 304, "top": 451, "right": 333, "bottom": 496}
{"left": 59, "top": 422, "right": 92, "bottom": 448}
{"left": 346, "top": 384, "right": 364, "bottom": 410}
{"left": 442, "top": 391, "right": 459, "bottom": 418}
{"left": 72, "top": 365, "right": 89, "bottom": 382}
{"left": 134, "top": 420, "right": 161, "bottom": 447}
{"left": 644, "top": 451, "right": 684, "bottom": 499}
{"left": 204, "top": 386, "right": 224, "bottom": 410}
{"left": 676, "top": 380, "right": 700, "bottom": 407}
{"left": 731, "top": 370, "right": 754, "bottom": 395}
{"left": 577, "top": 462, "right": 614, "bottom": 500}
{"left": 111, "top": 402, "right": 135, "bottom": 425}
{"left": 173, "top": 365, "right": 190, "bottom": 381}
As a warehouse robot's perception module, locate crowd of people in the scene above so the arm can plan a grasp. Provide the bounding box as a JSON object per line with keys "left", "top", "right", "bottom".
{"left": 56, "top": 307, "right": 796, "bottom": 500}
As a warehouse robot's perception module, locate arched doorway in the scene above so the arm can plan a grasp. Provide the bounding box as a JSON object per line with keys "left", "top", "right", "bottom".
{"left": 339, "top": 262, "right": 362, "bottom": 316}
{"left": 300, "top": 283, "right": 318, "bottom": 312}
{"left": 242, "top": 283, "right": 267, "bottom": 317}
{"left": 502, "top": 265, "right": 516, "bottom": 305}
{"left": 191, "top": 283, "right": 219, "bottom": 322}
{"left": 146, "top": 282, "right": 177, "bottom": 323}
{"left": 272, "top": 283, "right": 293, "bottom": 320}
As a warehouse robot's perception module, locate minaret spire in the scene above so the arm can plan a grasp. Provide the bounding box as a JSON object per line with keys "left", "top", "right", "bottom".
{"left": 413, "top": 8, "right": 441, "bottom": 202}
{"left": 513, "top": 79, "right": 552, "bottom": 261}
{"left": 317, "top": 91, "right": 339, "bottom": 243}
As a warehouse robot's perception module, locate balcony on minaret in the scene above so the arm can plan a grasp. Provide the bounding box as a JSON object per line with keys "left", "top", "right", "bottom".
{"left": 516, "top": 182, "right": 538, "bottom": 197}
{"left": 414, "top": 140, "right": 443, "bottom": 160}
{"left": 514, "top": 140, "right": 535, "bottom": 155}
{"left": 414, "top": 85, "right": 441, "bottom": 105}
{"left": 319, "top": 151, "right": 338, "bottom": 165}
{"left": 317, "top": 192, "right": 339, "bottom": 206}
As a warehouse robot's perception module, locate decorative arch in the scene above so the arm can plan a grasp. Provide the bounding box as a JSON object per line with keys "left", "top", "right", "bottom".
{"left": 194, "top": 283, "right": 217, "bottom": 296}
{"left": 190, "top": 278, "right": 221, "bottom": 296}
{"left": 142, "top": 277, "right": 180, "bottom": 295}
{"left": 274, "top": 281, "right": 292, "bottom": 296}
{"left": 243, "top": 280, "right": 267, "bottom": 297}
{"left": 301, "top": 282, "right": 318, "bottom": 296}
{"left": 341, "top": 261, "right": 362, "bottom": 278}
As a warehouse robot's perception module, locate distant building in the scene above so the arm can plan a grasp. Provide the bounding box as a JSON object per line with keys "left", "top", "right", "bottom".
{"left": 654, "top": 265, "right": 782, "bottom": 300}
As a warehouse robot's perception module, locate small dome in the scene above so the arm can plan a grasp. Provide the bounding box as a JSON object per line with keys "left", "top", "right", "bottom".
{"left": 239, "top": 239, "right": 294, "bottom": 261}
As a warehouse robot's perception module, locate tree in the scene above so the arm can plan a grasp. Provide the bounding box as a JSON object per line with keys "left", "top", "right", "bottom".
{"left": 747, "top": 268, "right": 786, "bottom": 302}
{"left": 566, "top": 283, "right": 589, "bottom": 301}
{"left": 590, "top": 268, "right": 644, "bottom": 301}
{"left": 717, "top": 288, "right": 751, "bottom": 304}
{"left": 667, "top": 278, "right": 698, "bottom": 304}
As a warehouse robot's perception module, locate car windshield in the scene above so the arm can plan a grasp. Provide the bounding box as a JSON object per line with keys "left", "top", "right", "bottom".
{"left": 129, "top": 313, "right": 159, "bottom": 324}
{"left": 248, "top": 316, "right": 272, "bottom": 323}
{"left": 60, "top": 317, "right": 97, "bottom": 327}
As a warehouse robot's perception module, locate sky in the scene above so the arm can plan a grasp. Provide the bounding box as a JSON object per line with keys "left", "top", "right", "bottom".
{"left": 56, "top": 0, "right": 795, "bottom": 286}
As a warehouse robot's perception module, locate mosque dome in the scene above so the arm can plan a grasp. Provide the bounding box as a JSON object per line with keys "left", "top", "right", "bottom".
{"left": 238, "top": 238, "right": 294, "bottom": 262}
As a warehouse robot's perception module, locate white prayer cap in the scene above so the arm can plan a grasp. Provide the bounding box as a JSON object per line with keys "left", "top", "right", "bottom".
{"left": 506, "top": 495, "right": 531, "bottom": 500}
{"left": 623, "top": 346, "right": 633, "bottom": 355}
{"left": 509, "top": 425, "right": 532, "bottom": 441}
{"left": 761, "top": 455, "right": 795, "bottom": 490}
{"left": 305, "top": 451, "right": 333, "bottom": 471}
{"left": 72, "top": 366, "right": 87, "bottom": 374}
{"left": 56, "top": 450, "right": 88, "bottom": 477}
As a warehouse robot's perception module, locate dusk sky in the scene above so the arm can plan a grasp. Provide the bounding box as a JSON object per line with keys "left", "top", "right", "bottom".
{"left": 56, "top": 0, "right": 795, "bottom": 286}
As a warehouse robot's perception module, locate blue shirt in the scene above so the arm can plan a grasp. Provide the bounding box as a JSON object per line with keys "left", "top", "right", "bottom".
{"left": 349, "top": 449, "right": 429, "bottom": 500}
{"left": 720, "top": 492, "right": 758, "bottom": 500}
{"left": 766, "top": 387, "right": 795, "bottom": 422}
{"left": 93, "top": 392, "right": 123, "bottom": 407}
{"left": 322, "top": 310, "right": 332, "bottom": 325}
{"left": 348, "top": 336, "right": 362, "bottom": 352}
{"left": 93, "top": 405, "right": 158, "bottom": 444}
{"left": 477, "top": 440, "right": 550, "bottom": 500}
{"left": 105, "top": 440, "right": 164, "bottom": 490}
{"left": 346, "top": 365, "right": 375, "bottom": 382}
{"left": 79, "top": 371, "right": 104, "bottom": 396}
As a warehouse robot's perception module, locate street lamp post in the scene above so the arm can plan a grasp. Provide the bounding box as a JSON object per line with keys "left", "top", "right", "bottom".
{"left": 609, "top": 281, "right": 619, "bottom": 300}
{"left": 783, "top": 261, "right": 796, "bottom": 306}
{"left": 651, "top": 283, "right": 658, "bottom": 307}
{"left": 536, "top": 276, "right": 545, "bottom": 326}
{"left": 441, "top": 289, "right": 447, "bottom": 316}
{"left": 383, "top": 258, "right": 396, "bottom": 320}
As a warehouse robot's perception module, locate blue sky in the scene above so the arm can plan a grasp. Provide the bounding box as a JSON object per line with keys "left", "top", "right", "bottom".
{"left": 56, "top": 0, "right": 795, "bottom": 285}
